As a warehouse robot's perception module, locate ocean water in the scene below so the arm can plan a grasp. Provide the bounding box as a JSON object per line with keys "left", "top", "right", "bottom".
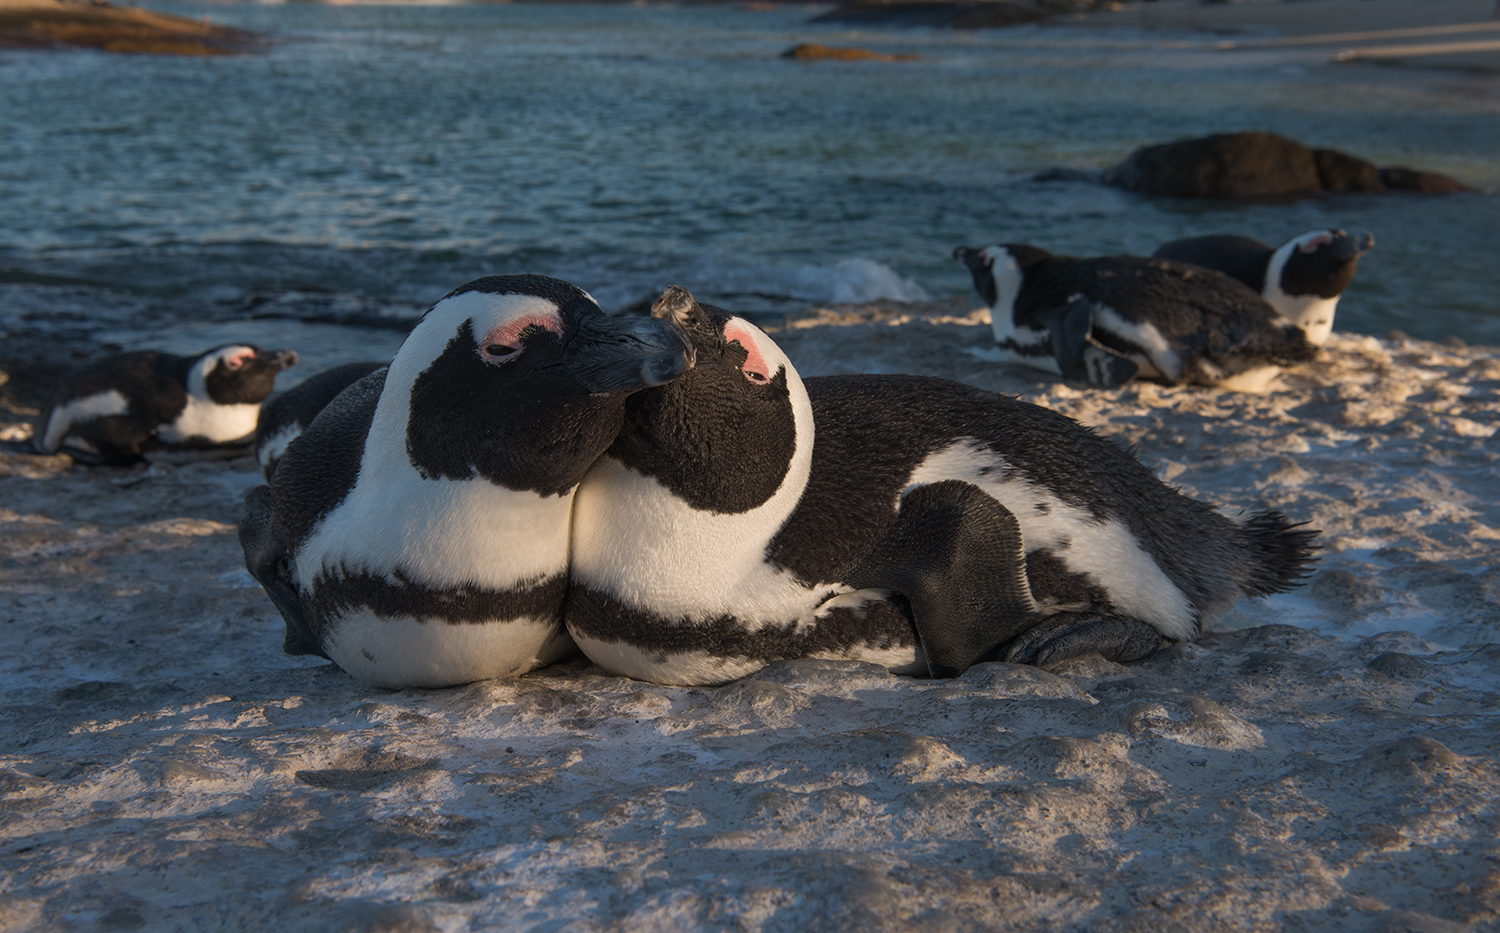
{"left": 3, "top": 2, "right": 1498, "bottom": 339}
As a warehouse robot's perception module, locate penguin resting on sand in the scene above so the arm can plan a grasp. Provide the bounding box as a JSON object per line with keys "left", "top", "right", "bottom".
{"left": 36, "top": 345, "right": 299, "bottom": 465}
{"left": 954, "top": 244, "right": 1318, "bottom": 392}
{"left": 256, "top": 360, "right": 387, "bottom": 481}
{"left": 238, "top": 274, "right": 693, "bottom": 689}
{"left": 565, "top": 286, "right": 1318, "bottom": 686}
{"left": 1152, "top": 228, "right": 1374, "bottom": 346}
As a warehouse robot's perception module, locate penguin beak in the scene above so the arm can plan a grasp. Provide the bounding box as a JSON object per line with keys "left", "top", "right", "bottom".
{"left": 559, "top": 314, "right": 694, "bottom": 395}
{"left": 953, "top": 246, "right": 989, "bottom": 271}
{"left": 1331, "top": 230, "right": 1375, "bottom": 262}
{"left": 266, "top": 348, "right": 300, "bottom": 371}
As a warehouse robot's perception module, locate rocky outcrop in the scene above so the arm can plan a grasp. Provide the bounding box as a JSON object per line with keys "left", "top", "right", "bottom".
{"left": 781, "top": 43, "right": 919, "bottom": 62}
{"left": 810, "top": 1, "right": 1051, "bottom": 29}
{"left": 0, "top": 0, "right": 263, "bottom": 55}
{"left": 1102, "top": 132, "right": 1475, "bottom": 200}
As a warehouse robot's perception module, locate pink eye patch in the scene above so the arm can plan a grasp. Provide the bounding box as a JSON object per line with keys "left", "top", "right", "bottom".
{"left": 1298, "top": 232, "right": 1335, "bottom": 254}
{"left": 222, "top": 348, "right": 256, "bottom": 371}
{"left": 724, "top": 322, "right": 773, "bottom": 384}
{"left": 481, "top": 313, "right": 565, "bottom": 349}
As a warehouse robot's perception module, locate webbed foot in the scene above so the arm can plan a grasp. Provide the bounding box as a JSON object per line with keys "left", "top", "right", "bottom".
{"left": 1003, "top": 612, "right": 1166, "bottom": 667}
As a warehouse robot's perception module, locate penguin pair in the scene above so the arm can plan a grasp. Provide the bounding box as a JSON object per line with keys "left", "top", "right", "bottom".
{"left": 35, "top": 345, "right": 299, "bottom": 465}
{"left": 954, "top": 244, "right": 1317, "bottom": 392}
{"left": 1153, "top": 228, "right": 1374, "bottom": 347}
{"left": 564, "top": 286, "right": 1318, "bottom": 687}
{"left": 239, "top": 274, "right": 693, "bottom": 689}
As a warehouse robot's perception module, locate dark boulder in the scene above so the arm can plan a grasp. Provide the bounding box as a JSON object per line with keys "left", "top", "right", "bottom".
{"left": 809, "top": 1, "right": 1050, "bottom": 29}
{"left": 1103, "top": 132, "right": 1474, "bottom": 200}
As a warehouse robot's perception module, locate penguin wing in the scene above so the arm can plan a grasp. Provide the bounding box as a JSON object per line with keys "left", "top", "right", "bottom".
{"left": 240, "top": 484, "right": 327, "bottom": 658}
{"left": 844, "top": 479, "right": 1042, "bottom": 678}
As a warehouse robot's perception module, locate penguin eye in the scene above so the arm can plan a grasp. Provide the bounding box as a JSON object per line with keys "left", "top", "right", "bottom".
{"left": 481, "top": 344, "right": 523, "bottom": 364}
{"left": 744, "top": 369, "right": 770, "bottom": 385}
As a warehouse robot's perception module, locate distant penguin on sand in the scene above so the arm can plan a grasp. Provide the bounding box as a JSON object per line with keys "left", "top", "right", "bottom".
{"left": 35, "top": 345, "right": 299, "bottom": 465}
{"left": 954, "top": 244, "right": 1318, "bottom": 392}
{"left": 1153, "top": 228, "right": 1374, "bottom": 346}
{"left": 238, "top": 274, "right": 692, "bottom": 689}
{"left": 256, "top": 361, "right": 386, "bottom": 481}
{"left": 565, "top": 285, "right": 1318, "bottom": 687}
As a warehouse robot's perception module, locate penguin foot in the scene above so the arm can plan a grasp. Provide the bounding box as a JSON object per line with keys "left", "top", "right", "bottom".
{"left": 1082, "top": 345, "right": 1138, "bottom": 388}
{"left": 1003, "top": 613, "right": 1166, "bottom": 667}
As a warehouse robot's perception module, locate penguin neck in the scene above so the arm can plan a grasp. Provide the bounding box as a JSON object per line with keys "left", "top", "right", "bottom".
{"left": 987, "top": 256, "right": 1024, "bottom": 343}
{"left": 1264, "top": 239, "right": 1338, "bottom": 346}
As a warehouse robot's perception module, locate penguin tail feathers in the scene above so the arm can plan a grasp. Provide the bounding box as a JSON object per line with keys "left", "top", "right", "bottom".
{"left": 1273, "top": 326, "right": 1320, "bottom": 365}
{"left": 1239, "top": 510, "right": 1320, "bottom": 596}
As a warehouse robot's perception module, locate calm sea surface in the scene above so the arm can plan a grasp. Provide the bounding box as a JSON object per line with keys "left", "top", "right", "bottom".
{"left": 3, "top": 2, "right": 1498, "bottom": 340}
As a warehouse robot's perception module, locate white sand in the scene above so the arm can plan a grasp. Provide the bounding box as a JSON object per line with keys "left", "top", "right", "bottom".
{"left": 2, "top": 293, "right": 1497, "bottom": 932}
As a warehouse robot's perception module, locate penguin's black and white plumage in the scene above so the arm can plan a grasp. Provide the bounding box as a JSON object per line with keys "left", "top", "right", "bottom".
{"left": 953, "top": 244, "right": 1318, "bottom": 392}
{"left": 35, "top": 345, "right": 299, "bottom": 465}
{"left": 1152, "top": 228, "right": 1374, "bottom": 346}
{"left": 566, "top": 286, "right": 1318, "bottom": 687}
{"left": 255, "top": 361, "right": 387, "bottom": 481}
{"left": 238, "top": 274, "right": 693, "bottom": 689}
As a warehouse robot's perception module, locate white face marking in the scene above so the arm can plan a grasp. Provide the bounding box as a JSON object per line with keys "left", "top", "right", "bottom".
{"left": 38, "top": 389, "right": 129, "bottom": 453}
{"left": 1264, "top": 231, "right": 1341, "bottom": 346}
{"left": 904, "top": 441, "right": 1198, "bottom": 641}
{"left": 324, "top": 610, "right": 574, "bottom": 689}
{"left": 294, "top": 290, "right": 581, "bottom": 596}
{"left": 1089, "top": 304, "right": 1179, "bottom": 381}
{"left": 970, "top": 246, "right": 1062, "bottom": 376}
{"left": 571, "top": 317, "right": 829, "bottom": 628}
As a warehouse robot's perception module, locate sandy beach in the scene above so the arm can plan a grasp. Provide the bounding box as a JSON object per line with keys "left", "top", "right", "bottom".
{"left": 1, "top": 280, "right": 1497, "bottom": 931}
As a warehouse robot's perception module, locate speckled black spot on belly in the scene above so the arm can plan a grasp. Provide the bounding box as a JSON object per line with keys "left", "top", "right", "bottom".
{"left": 567, "top": 588, "right": 917, "bottom": 662}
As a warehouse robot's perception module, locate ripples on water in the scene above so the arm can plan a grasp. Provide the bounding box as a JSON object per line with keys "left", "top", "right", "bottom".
{"left": 2, "top": 2, "right": 1497, "bottom": 338}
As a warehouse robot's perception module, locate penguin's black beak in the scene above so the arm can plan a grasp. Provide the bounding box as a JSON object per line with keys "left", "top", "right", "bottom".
{"left": 560, "top": 314, "right": 694, "bottom": 395}
{"left": 953, "top": 246, "right": 990, "bottom": 271}
{"left": 1331, "top": 230, "right": 1375, "bottom": 262}
{"left": 266, "top": 348, "right": 300, "bottom": 371}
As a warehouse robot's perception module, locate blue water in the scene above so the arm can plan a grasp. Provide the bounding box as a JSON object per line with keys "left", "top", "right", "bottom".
{"left": 3, "top": 2, "right": 1498, "bottom": 338}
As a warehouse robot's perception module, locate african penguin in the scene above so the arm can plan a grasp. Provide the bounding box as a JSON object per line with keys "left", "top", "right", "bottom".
{"left": 565, "top": 286, "right": 1318, "bottom": 687}
{"left": 1152, "top": 229, "right": 1374, "bottom": 346}
{"left": 35, "top": 345, "right": 299, "bottom": 465}
{"left": 256, "top": 361, "right": 386, "bottom": 481}
{"left": 954, "top": 244, "right": 1318, "bottom": 393}
{"left": 238, "top": 274, "right": 693, "bottom": 689}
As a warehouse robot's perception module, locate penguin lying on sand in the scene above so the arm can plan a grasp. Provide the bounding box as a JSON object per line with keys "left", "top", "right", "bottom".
{"left": 954, "top": 244, "right": 1317, "bottom": 392}
{"left": 239, "top": 274, "right": 693, "bottom": 689}
{"left": 35, "top": 345, "right": 299, "bottom": 465}
{"left": 1152, "top": 228, "right": 1374, "bottom": 346}
{"left": 256, "top": 361, "right": 386, "bottom": 481}
{"left": 565, "top": 286, "right": 1318, "bottom": 687}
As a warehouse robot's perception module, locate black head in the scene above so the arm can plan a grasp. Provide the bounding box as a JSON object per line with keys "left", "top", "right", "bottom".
{"left": 1278, "top": 229, "right": 1375, "bottom": 299}
{"left": 605, "top": 285, "right": 804, "bottom": 515}
{"left": 198, "top": 345, "right": 300, "bottom": 405}
{"left": 392, "top": 274, "right": 694, "bottom": 495}
{"left": 954, "top": 244, "right": 1050, "bottom": 307}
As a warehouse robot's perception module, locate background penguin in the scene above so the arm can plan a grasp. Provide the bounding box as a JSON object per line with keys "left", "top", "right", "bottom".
{"left": 256, "top": 361, "right": 386, "bottom": 481}
{"left": 1152, "top": 228, "right": 1374, "bottom": 346}
{"left": 954, "top": 243, "right": 1318, "bottom": 392}
{"left": 239, "top": 274, "right": 693, "bottom": 689}
{"left": 35, "top": 345, "right": 299, "bottom": 465}
{"left": 566, "top": 286, "right": 1318, "bottom": 687}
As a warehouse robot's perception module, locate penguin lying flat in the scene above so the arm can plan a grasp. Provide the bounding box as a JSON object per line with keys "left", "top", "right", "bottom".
{"left": 1152, "top": 228, "right": 1374, "bottom": 346}
{"left": 256, "top": 361, "right": 386, "bottom": 481}
{"left": 565, "top": 286, "right": 1318, "bottom": 686}
{"left": 35, "top": 345, "right": 299, "bottom": 465}
{"left": 239, "top": 274, "right": 693, "bottom": 689}
{"left": 954, "top": 244, "right": 1318, "bottom": 392}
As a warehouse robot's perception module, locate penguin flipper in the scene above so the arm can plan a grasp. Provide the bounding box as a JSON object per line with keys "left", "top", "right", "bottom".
{"left": 239, "top": 484, "right": 327, "bottom": 659}
{"left": 1043, "top": 298, "right": 1139, "bottom": 388}
{"left": 846, "top": 480, "right": 1041, "bottom": 679}
{"left": 1002, "top": 611, "right": 1166, "bottom": 667}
